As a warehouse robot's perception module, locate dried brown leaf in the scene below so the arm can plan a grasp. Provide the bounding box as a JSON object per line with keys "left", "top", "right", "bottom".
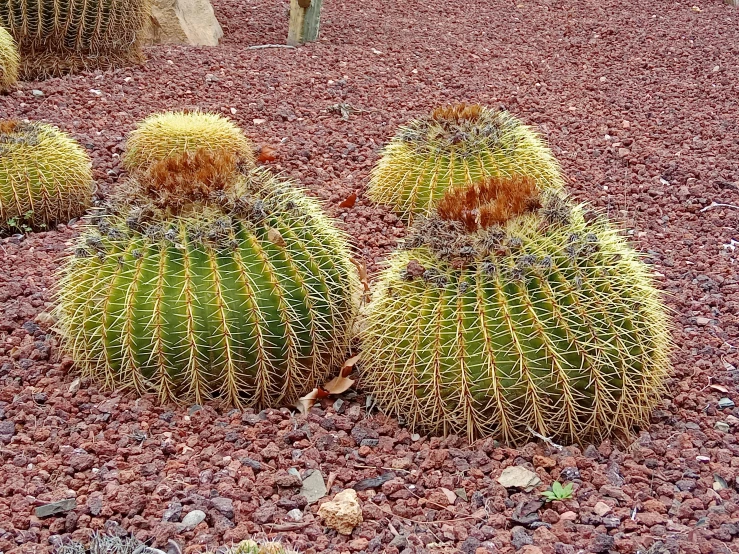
{"left": 267, "top": 226, "right": 286, "bottom": 247}
{"left": 339, "top": 191, "right": 357, "bottom": 208}
{"left": 257, "top": 145, "right": 277, "bottom": 162}
{"left": 295, "top": 354, "right": 359, "bottom": 414}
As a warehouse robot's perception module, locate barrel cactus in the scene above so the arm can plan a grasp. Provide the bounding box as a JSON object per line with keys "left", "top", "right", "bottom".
{"left": 1, "top": 120, "right": 93, "bottom": 233}
{"left": 0, "top": 26, "right": 19, "bottom": 92}
{"left": 360, "top": 176, "right": 670, "bottom": 444}
{"left": 0, "top": 0, "right": 150, "bottom": 78}
{"left": 57, "top": 160, "right": 358, "bottom": 408}
{"left": 124, "top": 111, "right": 255, "bottom": 173}
{"left": 368, "top": 104, "right": 564, "bottom": 222}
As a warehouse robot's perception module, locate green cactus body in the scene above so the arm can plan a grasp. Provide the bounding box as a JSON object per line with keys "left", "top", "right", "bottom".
{"left": 360, "top": 203, "right": 670, "bottom": 444}
{"left": 0, "top": 0, "right": 149, "bottom": 78}
{"left": 0, "top": 26, "right": 19, "bottom": 92}
{"left": 0, "top": 121, "right": 93, "bottom": 233}
{"left": 57, "top": 170, "right": 358, "bottom": 407}
{"left": 368, "top": 105, "right": 564, "bottom": 221}
{"left": 124, "top": 111, "right": 256, "bottom": 173}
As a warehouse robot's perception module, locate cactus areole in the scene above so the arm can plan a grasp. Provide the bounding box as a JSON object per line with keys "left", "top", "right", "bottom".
{"left": 57, "top": 164, "right": 358, "bottom": 408}
{"left": 361, "top": 177, "right": 671, "bottom": 445}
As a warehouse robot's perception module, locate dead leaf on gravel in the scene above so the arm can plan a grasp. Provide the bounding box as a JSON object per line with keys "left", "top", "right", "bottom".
{"left": 338, "top": 191, "right": 357, "bottom": 208}
{"left": 710, "top": 384, "right": 729, "bottom": 394}
{"left": 440, "top": 488, "right": 457, "bottom": 505}
{"left": 266, "top": 226, "right": 286, "bottom": 247}
{"left": 257, "top": 145, "right": 277, "bottom": 162}
{"left": 295, "top": 354, "right": 359, "bottom": 414}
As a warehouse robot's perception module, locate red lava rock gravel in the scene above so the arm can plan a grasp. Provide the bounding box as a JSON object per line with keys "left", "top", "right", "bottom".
{"left": 1, "top": 0, "right": 739, "bottom": 553}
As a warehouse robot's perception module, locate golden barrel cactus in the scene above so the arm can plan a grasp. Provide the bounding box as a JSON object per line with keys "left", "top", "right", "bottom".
{"left": 0, "top": 26, "right": 19, "bottom": 92}
{"left": 124, "top": 111, "right": 256, "bottom": 173}
{"left": 368, "top": 104, "right": 564, "bottom": 222}
{"left": 0, "top": 0, "right": 150, "bottom": 78}
{"left": 57, "top": 157, "right": 358, "bottom": 408}
{"left": 360, "top": 177, "right": 671, "bottom": 445}
{"left": 0, "top": 120, "right": 93, "bottom": 233}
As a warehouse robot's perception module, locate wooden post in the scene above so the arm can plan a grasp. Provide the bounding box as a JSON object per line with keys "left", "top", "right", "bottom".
{"left": 287, "top": 0, "right": 323, "bottom": 46}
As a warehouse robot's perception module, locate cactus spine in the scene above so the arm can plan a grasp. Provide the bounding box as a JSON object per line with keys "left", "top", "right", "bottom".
{"left": 57, "top": 166, "right": 358, "bottom": 408}
{"left": 0, "top": 26, "right": 19, "bottom": 92}
{"left": 360, "top": 179, "right": 670, "bottom": 444}
{"left": 123, "top": 111, "right": 256, "bottom": 173}
{"left": 368, "top": 104, "right": 564, "bottom": 222}
{"left": 0, "top": 0, "right": 150, "bottom": 78}
{"left": 0, "top": 120, "right": 93, "bottom": 233}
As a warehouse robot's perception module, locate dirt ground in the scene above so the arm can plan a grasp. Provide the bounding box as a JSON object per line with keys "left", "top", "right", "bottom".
{"left": 1, "top": 0, "right": 738, "bottom": 553}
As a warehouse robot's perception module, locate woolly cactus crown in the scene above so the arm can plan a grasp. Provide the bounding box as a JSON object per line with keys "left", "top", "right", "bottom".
{"left": 368, "top": 104, "right": 564, "bottom": 221}
{"left": 361, "top": 176, "right": 671, "bottom": 444}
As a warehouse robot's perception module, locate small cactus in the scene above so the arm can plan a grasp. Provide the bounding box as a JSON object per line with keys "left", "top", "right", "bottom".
{"left": 0, "top": 26, "right": 19, "bottom": 93}
{"left": 0, "top": 0, "right": 150, "bottom": 78}
{"left": 360, "top": 177, "right": 670, "bottom": 444}
{"left": 57, "top": 162, "right": 358, "bottom": 408}
{"left": 228, "top": 539, "right": 300, "bottom": 554}
{"left": 124, "top": 111, "right": 255, "bottom": 173}
{"left": 0, "top": 120, "right": 93, "bottom": 233}
{"left": 367, "top": 104, "right": 564, "bottom": 221}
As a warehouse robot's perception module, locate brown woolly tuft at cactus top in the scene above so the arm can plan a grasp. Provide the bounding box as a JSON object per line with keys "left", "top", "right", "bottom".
{"left": 141, "top": 148, "right": 238, "bottom": 213}
{"left": 431, "top": 103, "right": 484, "bottom": 123}
{"left": 437, "top": 175, "right": 541, "bottom": 232}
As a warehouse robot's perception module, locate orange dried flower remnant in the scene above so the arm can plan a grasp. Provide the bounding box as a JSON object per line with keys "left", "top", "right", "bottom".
{"left": 437, "top": 175, "right": 540, "bottom": 231}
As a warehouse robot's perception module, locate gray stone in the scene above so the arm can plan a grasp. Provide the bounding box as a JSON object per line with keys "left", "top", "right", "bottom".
{"left": 676, "top": 479, "right": 697, "bottom": 492}
{"left": 510, "top": 526, "right": 533, "bottom": 550}
{"left": 0, "top": 420, "right": 15, "bottom": 437}
{"left": 35, "top": 498, "right": 76, "bottom": 518}
{"left": 240, "top": 457, "right": 262, "bottom": 471}
{"left": 718, "top": 397, "right": 735, "bottom": 409}
{"left": 211, "top": 497, "right": 234, "bottom": 519}
{"left": 162, "top": 501, "right": 182, "bottom": 522}
{"left": 31, "top": 90, "right": 44, "bottom": 97}
{"left": 560, "top": 466, "right": 581, "bottom": 481}
{"left": 286, "top": 508, "right": 303, "bottom": 522}
{"left": 591, "top": 533, "right": 615, "bottom": 553}
{"left": 179, "top": 509, "right": 206, "bottom": 530}
{"left": 299, "top": 469, "right": 327, "bottom": 504}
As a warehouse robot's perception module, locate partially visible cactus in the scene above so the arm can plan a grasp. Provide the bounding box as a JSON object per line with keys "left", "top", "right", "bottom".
{"left": 0, "top": 0, "right": 150, "bottom": 78}
{"left": 360, "top": 177, "right": 671, "bottom": 445}
{"left": 124, "top": 111, "right": 255, "bottom": 173}
{"left": 368, "top": 104, "right": 564, "bottom": 221}
{"left": 57, "top": 165, "right": 358, "bottom": 408}
{"left": 54, "top": 531, "right": 301, "bottom": 554}
{"left": 0, "top": 120, "right": 93, "bottom": 233}
{"left": 0, "top": 27, "right": 19, "bottom": 92}
{"left": 228, "top": 539, "right": 300, "bottom": 554}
